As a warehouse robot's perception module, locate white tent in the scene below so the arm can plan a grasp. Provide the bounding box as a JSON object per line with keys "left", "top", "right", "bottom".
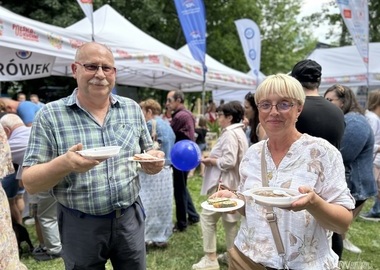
{"left": 0, "top": 4, "right": 260, "bottom": 93}
{"left": 307, "top": 43, "right": 380, "bottom": 90}
{"left": 212, "top": 71, "right": 266, "bottom": 105}
{"left": 61, "top": 4, "right": 206, "bottom": 91}
{"left": 0, "top": 6, "right": 87, "bottom": 81}
{"left": 177, "top": 45, "right": 257, "bottom": 91}
{"left": 0, "top": 5, "right": 204, "bottom": 90}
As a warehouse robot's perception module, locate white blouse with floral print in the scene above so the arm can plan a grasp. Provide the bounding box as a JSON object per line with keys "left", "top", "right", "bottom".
{"left": 235, "top": 134, "right": 355, "bottom": 270}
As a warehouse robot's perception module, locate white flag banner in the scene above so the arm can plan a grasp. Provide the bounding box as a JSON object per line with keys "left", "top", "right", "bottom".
{"left": 76, "top": 0, "right": 94, "bottom": 24}
{"left": 234, "top": 19, "right": 261, "bottom": 82}
{"left": 0, "top": 47, "right": 54, "bottom": 81}
{"left": 336, "top": 0, "right": 369, "bottom": 68}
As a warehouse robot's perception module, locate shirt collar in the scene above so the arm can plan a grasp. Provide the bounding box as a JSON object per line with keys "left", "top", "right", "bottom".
{"left": 65, "top": 88, "right": 120, "bottom": 108}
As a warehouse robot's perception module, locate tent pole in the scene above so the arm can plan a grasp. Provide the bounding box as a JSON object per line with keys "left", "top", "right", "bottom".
{"left": 201, "top": 68, "right": 206, "bottom": 115}
{"left": 201, "top": 82, "right": 205, "bottom": 115}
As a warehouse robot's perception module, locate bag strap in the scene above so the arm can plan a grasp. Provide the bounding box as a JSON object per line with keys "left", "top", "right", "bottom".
{"left": 151, "top": 119, "right": 157, "bottom": 141}
{"left": 261, "top": 142, "right": 289, "bottom": 270}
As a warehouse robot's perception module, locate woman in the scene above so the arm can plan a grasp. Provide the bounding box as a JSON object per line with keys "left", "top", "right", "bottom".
{"left": 192, "top": 101, "right": 248, "bottom": 270}
{"left": 189, "top": 116, "right": 208, "bottom": 177}
{"left": 139, "top": 99, "right": 176, "bottom": 248}
{"left": 211, "top": 74, "right": 354, "bottom": 269}
{"left": 205, "top": 100, "right": 217, "bottom": 123}
{"left": 0, "top": 123, "right": 27, "bottom": 270}
{"left": 324, "top": 84, "right": 377, "bottom": 254}
{"left": 244, "top": 92, "right": 266, "bottom": 145}
{"left": 362, "top": 89, "right": 380, "bottom": 221}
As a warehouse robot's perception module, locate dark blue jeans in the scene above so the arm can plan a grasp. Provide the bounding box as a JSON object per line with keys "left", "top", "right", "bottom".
{"left": 172, "top": 166, "right": 199, "bottom": 229}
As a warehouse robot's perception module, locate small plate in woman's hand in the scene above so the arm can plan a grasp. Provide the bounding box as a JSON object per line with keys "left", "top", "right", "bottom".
{"left": 201, "top": 198, "right": 244, "bottom": 212}
{"left": 242, "top": 187, "right": 307, "bottom": 208}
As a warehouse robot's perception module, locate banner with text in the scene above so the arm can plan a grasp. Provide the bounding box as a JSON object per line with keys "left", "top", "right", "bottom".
{"left": 0, "top": 47, "right": 54, "bottom": 81}
{"left": 336, "top": 0, "right": 369, "bottom": 68}
{"left": 235, "top": 18, "right": 261, "bottom": 83}
{"left": 174, "top": 0, "right": 207, "bottom": 74}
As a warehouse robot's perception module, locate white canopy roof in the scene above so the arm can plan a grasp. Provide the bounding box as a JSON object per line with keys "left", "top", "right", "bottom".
{"left": 0, "top": 5, "right": 204, "bottom": 90}
{"left": 0, "top": 4, "right": 262, "bottom": 92}
{"left": 0, "top": 6, "right": 87, "bottom": 80}
{"left": 60, "top": 4, "right": 206, "bottom": 90}
{"left": 307, "top": 43, "right": 380, "bottom": 90}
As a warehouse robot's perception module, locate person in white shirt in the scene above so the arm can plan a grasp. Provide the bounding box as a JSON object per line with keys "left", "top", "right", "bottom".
{"left": 210, "top": 74, "right": 354, "bottom": 270}
{"left": 362, "top": 89, "right": 380, "bottom": 221}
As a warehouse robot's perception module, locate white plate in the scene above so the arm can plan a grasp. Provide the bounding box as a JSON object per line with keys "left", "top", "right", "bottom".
{"left": 242, "top": 187, "right": 307, "bottom": 208}
{"left": 127, "top": 157, "right": 165, "bottom": 162}
{"left": 201, "top": 198, "right": 244, "bottom": 212}
{"left": 76, "top": 146, "right": 121, "bottom": 160}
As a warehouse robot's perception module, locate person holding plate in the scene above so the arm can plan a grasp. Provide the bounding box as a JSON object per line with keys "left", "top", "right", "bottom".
{"left": 192, "top": 101, "right": 248, "bottom": 270}
{"left": 211, "top": 74, "right": 355, "bottom": 270}
{"left": 22, "top": 42, "right": 164, "bottom": 270}
{"left": 139, "top": 99, "right": 175, "bottom": 249}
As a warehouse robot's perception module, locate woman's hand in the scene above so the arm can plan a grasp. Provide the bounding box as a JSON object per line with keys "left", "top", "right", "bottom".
{"left": 140, "top": 149, "right": 165, "bottom": 175}
{"left": 201, "top": 157, "right": 216, "bottom": 167}
{"left": 209, "top": 190, "right": 246, "bottom": 216}
{"left": 290, "top": 186, "right": 353, "bottom": 234}
{"left": 209, "top": 190, "right": 235, "bottom": 199}
{"left": 288, "top": 186, "right": 315, "bottom": 211}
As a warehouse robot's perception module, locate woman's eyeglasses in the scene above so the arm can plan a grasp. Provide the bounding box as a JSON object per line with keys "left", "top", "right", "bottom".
{"left": 326, "top": 98, "right": 340, "bottom": 102}
{"left": 75, "top": 62, "right": 116, "bottom": 75}
{"left": 257, "top": 101, "right": 294, "bottom": 113}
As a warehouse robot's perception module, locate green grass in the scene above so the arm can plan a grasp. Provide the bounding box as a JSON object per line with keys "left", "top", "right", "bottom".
{"left": 20, "top": 174, "right": 380, "bottom": 270}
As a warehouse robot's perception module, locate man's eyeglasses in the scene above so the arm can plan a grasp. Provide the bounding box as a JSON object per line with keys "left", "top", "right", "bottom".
{"left": 166, "top": 97, "right": 174, "bottom": 103}
{"left": 257, "top": 101, "right": 295, "bottom": 113}
{"left": 75, "top": 62, "right": 116, "bottom": 75}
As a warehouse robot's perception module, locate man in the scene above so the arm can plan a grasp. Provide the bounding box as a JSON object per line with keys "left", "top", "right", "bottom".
{"left": 291, "top": 59, "right": 348, "bottom": 257}
{"left": 22, "top": 42, "right": 164, "bottom": 270}
{"left": 166, "top": 90, "right": 200, "bottom": 232}
{"left": 17, "top": 93, "right": 26, "bottom": 102}
{"left": 1, "top": 113, "right": 62, "bottom": 261}
{"left": 291, "top": 59, "right": 345, "bottom": 148}
{"left": 30, "top": 94, "right": 45, "bottom": 109}
{"left": 0, "top": 97, "right": 40, "bottom": 126}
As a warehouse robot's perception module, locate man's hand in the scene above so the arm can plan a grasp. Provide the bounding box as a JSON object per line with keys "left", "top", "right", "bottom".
{"left": 68, "top": 143, "right": 102, "bottom": 173}
{"left": 140, "top": 149, "right": 165, "bottom": 175}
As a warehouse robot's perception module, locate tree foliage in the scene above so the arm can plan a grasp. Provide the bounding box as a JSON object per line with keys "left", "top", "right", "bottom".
{"left": 316, "top": 0, "right": 380, "bottom": 46}
{"left": 0, "top": 0, "right": 317, "bottom": 98}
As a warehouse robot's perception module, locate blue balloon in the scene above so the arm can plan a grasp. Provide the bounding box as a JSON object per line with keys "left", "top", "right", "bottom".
{"left": 170, "top": 140, "right": 201, "bottom": 171}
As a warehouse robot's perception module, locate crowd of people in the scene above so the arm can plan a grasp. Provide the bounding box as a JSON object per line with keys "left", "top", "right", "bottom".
{"left": 0, "top": 41, "right": 378, "bottom": 270}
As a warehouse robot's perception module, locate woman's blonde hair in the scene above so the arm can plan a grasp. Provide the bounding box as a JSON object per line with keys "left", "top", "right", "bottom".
{"left": 254, "top": 74, "right": 305, "bottom": 106}
{"left": 139, "top": 99, "right": 162, "bottom": 116}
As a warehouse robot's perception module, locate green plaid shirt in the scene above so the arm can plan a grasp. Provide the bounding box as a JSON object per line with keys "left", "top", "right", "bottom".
{"left": 23, "top": 89, "right": 153, "bottom": 215}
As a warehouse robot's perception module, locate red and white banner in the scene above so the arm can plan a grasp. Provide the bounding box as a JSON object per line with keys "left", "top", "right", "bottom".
{"left": 0, "top": 47, "right": 54, "bottom": 81}
{"left": 336, "top": 0, "right": 369, "bottom": 68}
{"left": 76, "top": 0, "right": 93, "bottom": 23}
